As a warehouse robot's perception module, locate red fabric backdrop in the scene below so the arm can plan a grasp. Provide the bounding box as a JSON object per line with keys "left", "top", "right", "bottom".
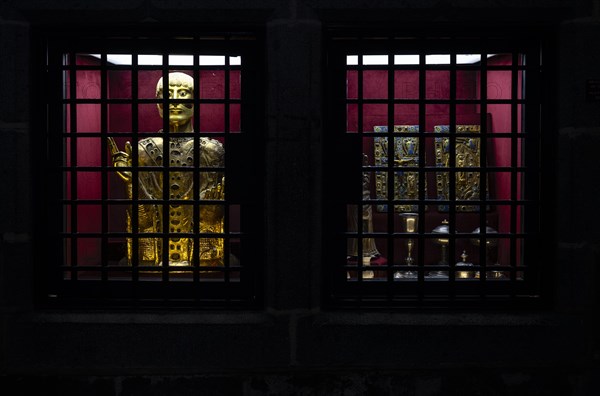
{"left": 348, "top": 55, "right": 523, "bottom": 266}
{"left": 67, "top": 55, "right": 240, "bottom": 266}
{"left": 68, "top": 54, "right": 521, "bottom": 267}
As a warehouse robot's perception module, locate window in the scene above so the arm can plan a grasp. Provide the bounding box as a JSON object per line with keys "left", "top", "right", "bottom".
{"left": 35, "top": 30, "right": 264, "bottom": 307}
{"left": 325, "top": 32, "right": 551, "bottom": 307}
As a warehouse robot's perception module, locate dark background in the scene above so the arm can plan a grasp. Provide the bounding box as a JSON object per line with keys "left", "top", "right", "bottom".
{"left": 1, "top": 0, "right": 599, "bottom": 394}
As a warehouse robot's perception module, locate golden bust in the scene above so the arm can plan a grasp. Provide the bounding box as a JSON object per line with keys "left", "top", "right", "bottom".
{"left": 109, "top": 72, "right": 225, "bottom": 267}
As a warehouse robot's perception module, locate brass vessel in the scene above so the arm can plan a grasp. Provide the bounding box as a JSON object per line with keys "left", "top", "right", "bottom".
{"left": 471, "top": 225, "right": 504, "bottom": 279}
{"left": 455, "top": 250, "right": 477, "bottom": 279}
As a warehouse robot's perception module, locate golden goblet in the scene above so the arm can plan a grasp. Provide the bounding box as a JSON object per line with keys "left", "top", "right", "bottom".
{"left": 394, "top": 213, "right": 418, "bottom": 279}
{"left": 431, "top": 219, "right": 450, "bottom": 278}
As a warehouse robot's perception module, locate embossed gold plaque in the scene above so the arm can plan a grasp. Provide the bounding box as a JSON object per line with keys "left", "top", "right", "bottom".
{"left": 373, "top": 125, "right": 425, "bottom": 212}
{"left": 434, "top": 125, "right": 488, "bottom": 212}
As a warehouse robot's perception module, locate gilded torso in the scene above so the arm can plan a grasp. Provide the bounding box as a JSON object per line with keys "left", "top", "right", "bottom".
{"left": 131, "top": 135, "right": 225, "bottom": 264}
{"left": 136, "top": 136, "right": 224, "bottom": 199}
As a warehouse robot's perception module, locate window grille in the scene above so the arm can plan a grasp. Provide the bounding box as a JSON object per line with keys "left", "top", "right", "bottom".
{"left": 35, "top": 30, "right": 263, "bottom": 307}
{"left": 325, "top": 32, "right": 551, "bottom": 307}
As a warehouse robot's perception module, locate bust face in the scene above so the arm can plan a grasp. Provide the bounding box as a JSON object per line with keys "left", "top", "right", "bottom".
{"left": 156, "top": 72, "right": 194, "bottom": 128}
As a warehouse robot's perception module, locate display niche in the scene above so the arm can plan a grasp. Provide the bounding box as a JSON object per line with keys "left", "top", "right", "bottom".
{"left": 61, "top": 53, "right": 243, "bottom": 281}
{"left": 345, "top": 53, "right": 531, "bottom": 282}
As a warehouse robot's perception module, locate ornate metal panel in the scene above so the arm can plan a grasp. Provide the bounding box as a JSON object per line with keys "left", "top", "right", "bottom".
{"left": 373, "top": 125, "right": 424, "bottom": 212}
{"left": 434, "top": 125, "right": 488, "bottom": 212}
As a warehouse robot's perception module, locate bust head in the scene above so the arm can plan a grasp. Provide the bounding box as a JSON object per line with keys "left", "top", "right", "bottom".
{"left": 156, "top": 72, "right": 194, "bottom": 131}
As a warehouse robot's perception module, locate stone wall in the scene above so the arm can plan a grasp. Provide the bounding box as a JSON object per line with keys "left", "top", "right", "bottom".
{"left": 1, "top": 1, "right": 599, "bottom": 394}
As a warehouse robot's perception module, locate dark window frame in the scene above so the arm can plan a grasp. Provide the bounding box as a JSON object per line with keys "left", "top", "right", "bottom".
{"left": 324, "top": 28, "right": 556, "bottom": 309}
{"left": 32, "top": 27, "right": 265, "bottom": 309}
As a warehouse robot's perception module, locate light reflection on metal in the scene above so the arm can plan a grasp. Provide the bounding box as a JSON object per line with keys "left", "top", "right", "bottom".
{"left": 109, "top": 72, "right": 225, "bottom": 267}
